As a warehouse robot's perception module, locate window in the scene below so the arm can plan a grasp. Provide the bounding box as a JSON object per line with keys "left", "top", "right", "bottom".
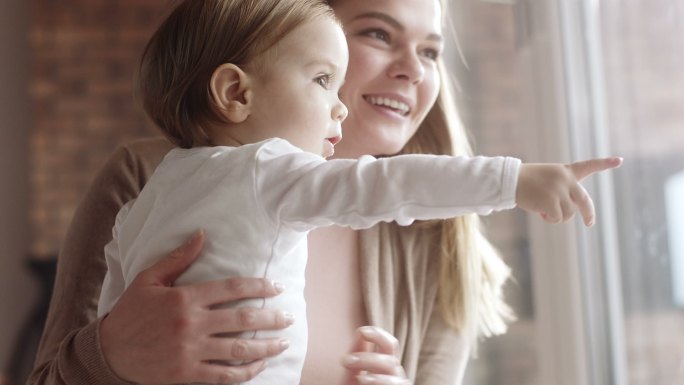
{"left": 599, "top": 0, "right": 684, "bottom": 383}
{"left": 449, "top": 0, "right": 684, "bottom": 384}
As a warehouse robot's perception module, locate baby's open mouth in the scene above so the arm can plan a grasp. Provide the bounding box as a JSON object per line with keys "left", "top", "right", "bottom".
{"left": 326, "top": 135, "right": 342, "bottom": 145}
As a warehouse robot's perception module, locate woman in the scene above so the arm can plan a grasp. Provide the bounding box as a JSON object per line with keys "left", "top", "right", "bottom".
{"left": 29, "top": 0, "right": 509, "bottom": 384}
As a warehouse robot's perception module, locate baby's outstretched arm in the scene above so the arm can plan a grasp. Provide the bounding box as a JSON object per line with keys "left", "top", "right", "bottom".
{"left": 516, "top": 157, "right": 623, "bottom": 226}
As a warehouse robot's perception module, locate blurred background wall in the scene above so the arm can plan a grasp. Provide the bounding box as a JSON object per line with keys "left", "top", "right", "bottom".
{"left": 1, "top": 1, "right": 682, "bottom": 385}
{"left": 0, "top": 0, "right": 35, "bottom": 382}
{"left": 1, "top": 1, "right": 162, "bottom": 383}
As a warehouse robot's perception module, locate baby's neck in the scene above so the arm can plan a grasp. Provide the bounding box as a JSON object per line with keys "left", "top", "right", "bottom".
{"left": 211, "top": 136, "right": 244, "bottom": 147}
{"left": 206, "top": 122, "right": 271, "bottom": 148}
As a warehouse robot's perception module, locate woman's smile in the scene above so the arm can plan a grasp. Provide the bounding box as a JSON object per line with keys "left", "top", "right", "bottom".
{"left": 363, "top": 94, "right": 413, "bottom": 117}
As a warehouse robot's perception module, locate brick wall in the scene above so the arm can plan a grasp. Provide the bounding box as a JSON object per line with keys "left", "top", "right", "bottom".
{"left": 28, "top": 0, "right": 169, "bottom": 256}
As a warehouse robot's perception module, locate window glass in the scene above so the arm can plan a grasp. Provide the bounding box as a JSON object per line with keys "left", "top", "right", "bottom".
{"left": 598, "top": 1, "right": 684, "bottom": 384}
{"left": 445, "top": 2, "right": 539, "bottom": 384}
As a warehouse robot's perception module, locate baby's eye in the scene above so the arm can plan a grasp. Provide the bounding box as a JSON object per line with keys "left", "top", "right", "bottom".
{"left": 315, "top": 74, "right": 331, "bottom": 89}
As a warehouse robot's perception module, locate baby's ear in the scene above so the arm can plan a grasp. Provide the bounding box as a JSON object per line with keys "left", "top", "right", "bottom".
{"left": 210, "top": 63, "right": 253, "bottom": 123}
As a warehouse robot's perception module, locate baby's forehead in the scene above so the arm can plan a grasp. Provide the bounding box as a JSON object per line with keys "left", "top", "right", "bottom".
{"left": 254, "top": 15, "right": 347, "bottom": 65}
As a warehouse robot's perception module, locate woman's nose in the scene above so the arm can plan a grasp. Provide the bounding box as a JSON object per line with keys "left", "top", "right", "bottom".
{"left": 387, "top": 49, "right": 425, "bottom": 84}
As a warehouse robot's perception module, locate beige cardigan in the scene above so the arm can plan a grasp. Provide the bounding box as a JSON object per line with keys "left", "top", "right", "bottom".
{"left": 28, "top": 137, "right": 469, "bottom": 385}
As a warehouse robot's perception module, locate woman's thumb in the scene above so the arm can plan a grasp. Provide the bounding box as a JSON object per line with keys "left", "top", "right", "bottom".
{"left": 139, "top": 229, "right": 205, "bottom": 286}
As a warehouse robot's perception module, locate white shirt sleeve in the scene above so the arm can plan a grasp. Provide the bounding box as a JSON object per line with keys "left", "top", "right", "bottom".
{"left": 97, "top": 200, "right": 134, "bottom": 317}
{"left": 254, "top": 139, "right": 520, "bottom": 231}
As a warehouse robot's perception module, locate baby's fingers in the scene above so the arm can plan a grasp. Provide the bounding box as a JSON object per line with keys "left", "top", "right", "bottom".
{"left": 569, "top": 157, "right": 623, "bottom": 181}
{"left": 540, "top": 201, "right": 563, "bottom": 224}
{"left": 571, "top": 183, "right": 595, "bottom": 226}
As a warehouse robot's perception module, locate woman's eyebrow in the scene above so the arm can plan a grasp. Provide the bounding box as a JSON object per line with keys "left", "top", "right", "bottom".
{"left": 350, "top": 11, "right": 443, "bottom": 42}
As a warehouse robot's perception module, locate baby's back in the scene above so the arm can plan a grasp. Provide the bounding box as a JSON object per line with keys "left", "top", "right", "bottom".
{"left": 110, "top": 142, "right": 309, "bottom": 385}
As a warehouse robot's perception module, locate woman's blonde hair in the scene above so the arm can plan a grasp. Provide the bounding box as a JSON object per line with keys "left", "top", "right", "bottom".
{"left": 137, "top": 0, "right": 334, "bottom": 148}
{"left": 400, "top": 60, "right": 515, "bottom": 351}
{"left": 404, "top": 0, "right": 515, "bottom": 350}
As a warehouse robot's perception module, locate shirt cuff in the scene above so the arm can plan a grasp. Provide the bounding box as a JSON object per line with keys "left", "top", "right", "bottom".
{"left": 501, "top": 157, "right": 521, "bottom": 209}
{"left": 61, "top": 317, "right": 134, "bottom": 385}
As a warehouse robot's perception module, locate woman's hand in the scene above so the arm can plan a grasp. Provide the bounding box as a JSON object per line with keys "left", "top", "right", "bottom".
{"left": 99, "top": 231, "right": 293, "bottom": 384}
{"left": 516, "top": 157, "right": 622, "bottom": 226}
{"left": 342, "top": 326, "right": 411, "bottom": 385}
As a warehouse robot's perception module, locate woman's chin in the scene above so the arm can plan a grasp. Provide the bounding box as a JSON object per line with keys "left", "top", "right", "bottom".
{"left": 365, "top": 135, "right": 413, "bottom": 157}
{"left": 336, "top": 130, "right": 412, "bottom": 159}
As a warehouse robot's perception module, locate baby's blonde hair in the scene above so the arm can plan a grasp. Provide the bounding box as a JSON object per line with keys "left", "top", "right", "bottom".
{"left": 138, "top": 0, "right": 335, "bottom": 148}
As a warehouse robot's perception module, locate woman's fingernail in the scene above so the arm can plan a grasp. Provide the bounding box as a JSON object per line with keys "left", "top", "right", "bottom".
{"left": 359, "top": 326, "right": 376, "bottom": 337}
{"left": 186, "top": 229, "right": 204, "bottom": 245}
{"left": 279, "top": 339, "right": 290, "bottom": 350}
{"left": 357, "top": 374, "right": 373, "bottom": 384}
{"left": 342, "top": 354, "right": 360, "bottom": 366}
{"left": 283, "top": 312, "right": 295, "bottom": 325}
{"left": 272, "top": 281, "right": 285, "bottom": 293}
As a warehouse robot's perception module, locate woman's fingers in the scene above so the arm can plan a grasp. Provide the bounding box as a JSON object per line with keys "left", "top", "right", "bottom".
{"left": 356, "top": 373, "right": 411, "bottom": 385}
{"left": 344, "top": 326, "right": 410, "bottom": 384}
{"left": 192, "top": 360, "right": 268, "bottom": 384}
{"left": 343, "top": 352, "right": 402, "bottom": 375}
{"left": 99, "top": 232, "right": 289, "bottom": 384}
{"left": 187, "top": 277, "right": 284, "bottom": 308}
{"left": 201, "top": 337, "right": 290, "bottom": 362}
{"left": 357, "top": 326, "right": 400, "bottom": 354}
{"left": 203, "top": 307, "right": 294, "bottom": 334}
{"left": 134, "top": 229, "right": 206, "bottom": 287}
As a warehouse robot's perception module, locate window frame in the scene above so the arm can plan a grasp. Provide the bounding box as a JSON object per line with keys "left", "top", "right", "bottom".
{"left": 514, "top": 0, "right": 629, "bottom": 384}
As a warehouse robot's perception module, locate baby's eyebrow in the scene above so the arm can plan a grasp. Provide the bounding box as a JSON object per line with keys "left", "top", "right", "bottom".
{"left": 306, "top": 59, "right": 339, "bottom": 71}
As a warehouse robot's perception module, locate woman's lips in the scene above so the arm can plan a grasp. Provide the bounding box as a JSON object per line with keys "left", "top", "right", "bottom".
{"left": 363, "top": 95, "right": 412, "bottom": 117}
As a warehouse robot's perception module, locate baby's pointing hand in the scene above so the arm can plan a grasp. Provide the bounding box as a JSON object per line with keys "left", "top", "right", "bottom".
{"left": 516, "top": 157, "right": 623, "bottom": 226}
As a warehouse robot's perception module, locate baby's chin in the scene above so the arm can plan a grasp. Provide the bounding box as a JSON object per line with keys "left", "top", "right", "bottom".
{"left": 322, "top": 140, "right": 335, "bottom": 159}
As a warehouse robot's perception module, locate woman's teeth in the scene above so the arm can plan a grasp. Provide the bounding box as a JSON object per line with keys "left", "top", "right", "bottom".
{"left": 365, "top": 96, "right": 410, "bottom": 115}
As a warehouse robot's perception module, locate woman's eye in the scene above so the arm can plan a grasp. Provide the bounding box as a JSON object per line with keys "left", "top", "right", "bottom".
{"left": 421, "top": 48, "right": 440, "bottom": 61}
{"left": 362, "top": 28, "right": 390, "bottom": 43}
{"left": 315, "top": 75, "right": 331, "bottom": 89}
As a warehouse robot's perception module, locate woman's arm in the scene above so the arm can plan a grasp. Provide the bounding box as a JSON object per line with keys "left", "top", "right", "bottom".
{"left": 29, "top": 138, "right": 169, "bottom": 385}
{"left": 414, "top": 302, "right": 470, "bottom": 385}
{"left": 98, "top": 231, "right": 291, "bottom": 384}
{"left": 28, "top": 138, "right": 290, "bottom": 385}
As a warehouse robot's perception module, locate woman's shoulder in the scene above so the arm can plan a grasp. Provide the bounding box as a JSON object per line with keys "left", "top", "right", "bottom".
{"left": 107, "top": 136, "right": 174, "bottom": 173}
{"left": 93, "top": 136, "right": 174, "bottom": 195}
{"left": 117, "top": 136, "right": 175, "bottom": 163}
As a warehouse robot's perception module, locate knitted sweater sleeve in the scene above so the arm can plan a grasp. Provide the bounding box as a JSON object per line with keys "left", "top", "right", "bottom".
{"left": 27, "top": 137, "right": 171, "bottom": 385}
{"left": 414, "top": 298, "right": 470, "bottom": 385}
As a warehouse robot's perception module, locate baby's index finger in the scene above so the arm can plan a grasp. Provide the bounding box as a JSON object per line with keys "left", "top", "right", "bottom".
{"left": 570, "top": 157, "right": 623, "bottom": 181}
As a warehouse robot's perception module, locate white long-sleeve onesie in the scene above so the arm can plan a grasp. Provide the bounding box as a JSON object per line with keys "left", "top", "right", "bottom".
{"left": 97, "top": 138, "right": 520, "bottom": 385}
